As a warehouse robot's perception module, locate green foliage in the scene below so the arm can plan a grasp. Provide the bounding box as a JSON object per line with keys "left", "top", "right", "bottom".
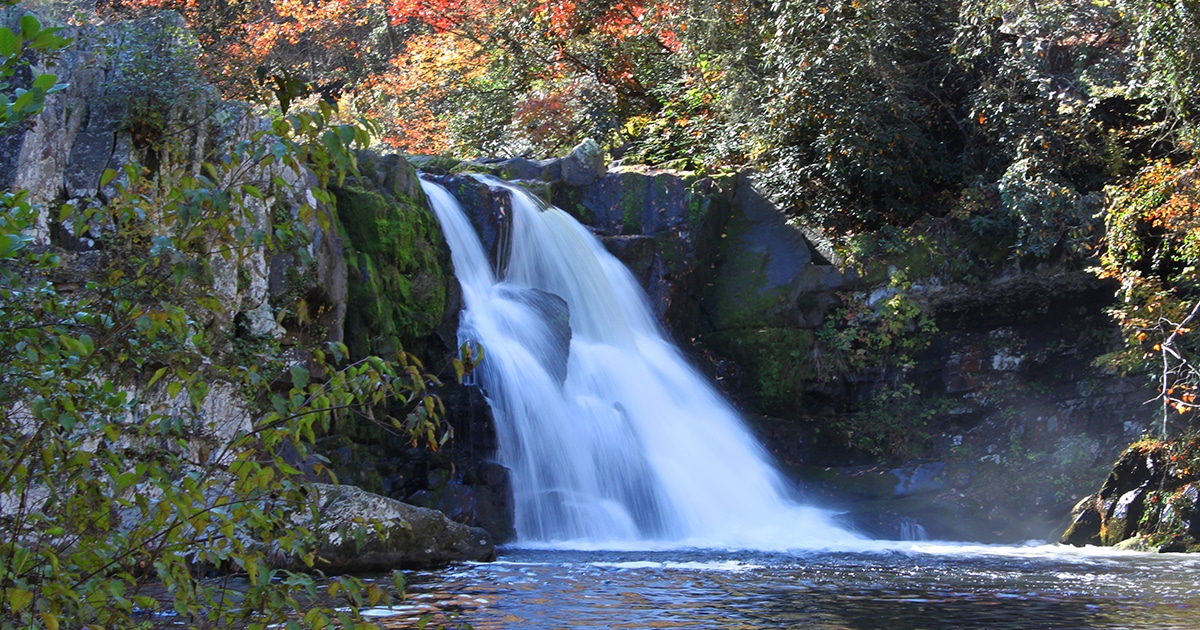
{"left": 1095, "top": 158, "right": 1200, "bottom": 436}
{"left": 816, "top": 272, "right": 938, "bottom": 379}
{"left": 0, "top": 24, "right": 440, "bottom": 625}
{"left": 97, "top": 13, "right": 209, "bottom": 143}
{"left": 1115, "top": 0, "right": 1200, "bottom": 145}
{"left": 624, "top": 68, "right": 729, "bottom": 170}
{"left": 0, "top": 7, "right": 68, "bottom": 129}
{"left": 753, "top": 0, "right": 961, "bottom": 232}
{"left": 833, "top": 383, "right": 952, "bottom": 461}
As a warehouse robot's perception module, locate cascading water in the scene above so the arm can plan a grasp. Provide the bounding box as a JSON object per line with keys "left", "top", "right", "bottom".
{"left": 421, "top": 177, "right": 857, "bottom": 548}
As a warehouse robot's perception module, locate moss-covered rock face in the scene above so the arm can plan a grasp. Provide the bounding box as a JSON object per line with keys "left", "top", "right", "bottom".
{"left": 706, "top": 328, "right": 817, "bottom": 416}
{"left": 333, "top": 169, "right": 452, "bottom": 360}
{"left": 1061, "top": 436, "right": 1200, "bottom": 551}
{"left": 692, "top": 173, "right": 849, "bottom": 418}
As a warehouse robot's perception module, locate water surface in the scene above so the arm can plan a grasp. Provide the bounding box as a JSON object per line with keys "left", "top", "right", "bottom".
{"left": 373, "top": 545, "right": 1200, "bottom": 629}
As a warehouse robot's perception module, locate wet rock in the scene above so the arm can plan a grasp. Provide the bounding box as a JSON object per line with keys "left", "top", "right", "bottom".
{"left": 1059, "top": 494, "right": 1102, "bottom": 546}
{"left": 424, "top": 173, "right": 511, "bottom": 268}
{"left": 284, "top": 483, "right": 495, "bottom": 573}
{"left": 493, "top": 287, "right": 571, "bottom": 385}
{"left": 601, "top": 235, "right": 657, "bottom": 286}
{"left": 560, "top": 138, "right": 605, "bottom": 186}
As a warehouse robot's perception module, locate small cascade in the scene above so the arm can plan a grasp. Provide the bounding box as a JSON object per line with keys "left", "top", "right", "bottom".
{"left": 421, "top": 177, "right": 857, "bottom": 548}
{"left": 899, "top": 517, "right": 929, "bottom": 541}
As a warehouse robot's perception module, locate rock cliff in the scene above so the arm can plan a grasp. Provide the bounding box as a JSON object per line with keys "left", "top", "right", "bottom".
{"left": 0, "top": 9, "right": 492, "bottom": 569}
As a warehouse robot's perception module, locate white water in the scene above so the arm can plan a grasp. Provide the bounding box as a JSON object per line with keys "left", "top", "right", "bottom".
{"left": 421, "top": 177, "right": 857, "bottom": 549}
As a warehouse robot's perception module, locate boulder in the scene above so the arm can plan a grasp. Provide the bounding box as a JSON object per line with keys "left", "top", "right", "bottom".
{"left": 560, "top": 138, "right": 605, "bottom": 186}
{"left": 1061, "top": 439, "right": 1200, "bottom": 550}
{"left": 496, "top": 156, "right": 560, "bottom": 182}
{"left": 493, "top": 286, "right": 571, "bottom": 385}
{"left": 285, "top": 483, "right": 495, "bottom": 573}
{"left": 1059, "top": 494, "right": 1102, "bottom": 546}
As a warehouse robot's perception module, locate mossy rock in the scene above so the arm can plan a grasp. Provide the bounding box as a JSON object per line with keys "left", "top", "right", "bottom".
{"left": 406, "top": 155, "right": 465, "bottom": 174}
{"left": 333, "top": 183, "right": 451, "bottom": 359}
{"left": 280, "top": 484, "right": 495, "bottom": 572}
{"left": 704, "top": 327, "right": 817, "bottom": 415}
{"left": 1063, "top": 437, "right": 1200, "bottom": 549}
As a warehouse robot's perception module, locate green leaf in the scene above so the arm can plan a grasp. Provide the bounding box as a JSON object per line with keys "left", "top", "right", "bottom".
{"left": 290, "top": 365, "right": 309, "bottom": 389}
{"left": 0, "top": 28, "right": 17, "bottom": 58}
{"left": 242, "top": 183, "right": 264, "bottom": 199}
{"left": 19, "top": 15, "right": 40, "bottom": 39}
{"left": 148, "top": 366, "right": 169, "bottom": 389}
{"left": 7, "top": 586, "right": 32, "bottom": 611}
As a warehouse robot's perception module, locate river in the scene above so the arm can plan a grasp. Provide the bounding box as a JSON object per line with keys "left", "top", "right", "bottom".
{"left": 362, "top": 544, "right": 1200, "bottom": 628}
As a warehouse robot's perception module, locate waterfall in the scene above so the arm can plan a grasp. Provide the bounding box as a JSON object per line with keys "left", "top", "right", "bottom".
{"left": 421, "top": 177, "right": 857, "bottom": 549}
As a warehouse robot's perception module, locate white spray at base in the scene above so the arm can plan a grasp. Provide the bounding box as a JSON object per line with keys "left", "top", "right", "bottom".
{"left": 421, "top": 177, "right": 858, "bottom": 549}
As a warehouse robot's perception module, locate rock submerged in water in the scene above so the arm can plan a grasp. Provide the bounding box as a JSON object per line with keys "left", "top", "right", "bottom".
{"left": 280, "top": 484, "right": 495, "bottom": 573}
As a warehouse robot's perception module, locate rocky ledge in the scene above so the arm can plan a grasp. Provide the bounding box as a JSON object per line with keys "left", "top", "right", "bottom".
{"left": 279, "top": 484, "right": 495, "bottom": 573}
{"left": 1060, "top": 437, "right": 1200, "bottom": 551}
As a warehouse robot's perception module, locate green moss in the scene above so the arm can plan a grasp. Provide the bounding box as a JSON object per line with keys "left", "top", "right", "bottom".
{"left": 685, "top": 190, "right": 711, "bottom": 227}
{"left": 333, "top": 183, "right": 450, "bottom": 359}
{"left": 550, "top": 182, "right": 594, "bottom": 225}
{"left": 620, "top": 181, "right": 643, "bottom": 232}
{"left": 705, "top": 327, "right": 816, "bottom": 415}
{"left": 705, "top": 209, "right": 780, "bottom": 331}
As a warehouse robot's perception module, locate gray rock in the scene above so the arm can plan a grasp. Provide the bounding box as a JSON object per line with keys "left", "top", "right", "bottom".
{"left": 560, "top": 138, "right": 605, "bottom": 186}
{"left": 286, "top": 483, "right": 495, "bottom": 573}
{"left": 497, "top": 156, "right": 559, "bottom": 181}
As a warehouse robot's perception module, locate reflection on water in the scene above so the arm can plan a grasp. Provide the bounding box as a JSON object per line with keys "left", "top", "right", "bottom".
{"left": 373, "top": 545, "right": 1200, "bottom": 629}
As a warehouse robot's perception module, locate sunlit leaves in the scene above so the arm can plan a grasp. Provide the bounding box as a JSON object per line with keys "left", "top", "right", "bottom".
{"left": 0, "top": 29, "right": 428, "bottom": 624}
{"left": 1098, "top": 158, "right": 1200, "bottom": 434}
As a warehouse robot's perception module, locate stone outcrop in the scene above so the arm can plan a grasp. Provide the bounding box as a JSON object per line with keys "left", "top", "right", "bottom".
{"left": 1060, "top": 439, "right": 1200, "bottom": 551}
{"left": 281, "top": 484, "right": 495, "bottom": 572}
{"left": 332, "top": 154, "right": 455, "bottom": 361}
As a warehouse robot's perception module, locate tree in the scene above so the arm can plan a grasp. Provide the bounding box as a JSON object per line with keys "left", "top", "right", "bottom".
{"left": 0, "top": 8, "right": 443, "bottom": 626}
{"left": 1097, "top": 159, "right": 1200, "bottom": 438}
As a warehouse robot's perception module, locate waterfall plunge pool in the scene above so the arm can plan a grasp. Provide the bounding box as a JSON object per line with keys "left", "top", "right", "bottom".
{"left": 410, "top": 179, "right": 1200, "bottom": 628}
{"left": 366, "top": 544, "right": 1200, "bottom": 628}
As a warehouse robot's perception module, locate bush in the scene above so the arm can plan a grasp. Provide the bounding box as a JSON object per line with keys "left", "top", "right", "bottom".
{"left": 0, "top": 14, "right": 442, "bottom": 626}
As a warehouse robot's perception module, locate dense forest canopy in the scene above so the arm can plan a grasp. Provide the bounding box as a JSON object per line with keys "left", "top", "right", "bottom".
{"left": 80, "top": 1, "right": 1192, "bottom": 215}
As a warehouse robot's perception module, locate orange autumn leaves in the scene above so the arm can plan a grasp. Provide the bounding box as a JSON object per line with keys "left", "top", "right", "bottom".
{"left": 1099, "top": 158, "right": 1200, "bottom": 417}
{"left": 109, "top": 0, "right": 685, "bottom": 154}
